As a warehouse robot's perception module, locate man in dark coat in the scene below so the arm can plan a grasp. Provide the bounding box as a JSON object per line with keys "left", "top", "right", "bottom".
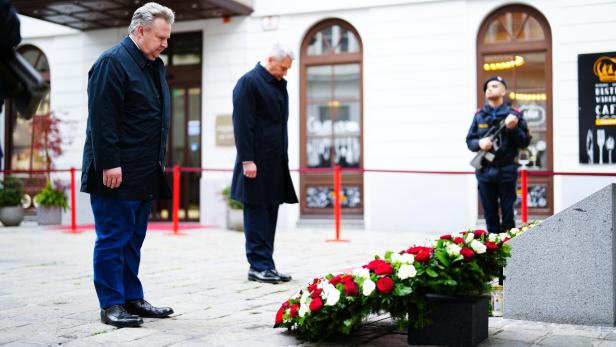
{"left": 81, "top": 2, "right": 175, "bottom": 327}
{"left": 466, "top": 76, "right": 531, "bottom": 234}
{"left": 0, "top": 0, "right": 22, "bottom": 167}
{"left": 231, "top": 44, "right": 299, "bottom": 284}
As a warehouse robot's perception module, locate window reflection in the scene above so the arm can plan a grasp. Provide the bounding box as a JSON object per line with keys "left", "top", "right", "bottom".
{"left": 483, "top": 12, "right": 545, "bottom": 44}
{"left": 307, "top": 25, "right": 360, "bottom": 55}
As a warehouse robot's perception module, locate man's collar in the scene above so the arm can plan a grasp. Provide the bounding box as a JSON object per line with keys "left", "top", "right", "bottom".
{"left": 121, "top": 36, "right": 159, "bottom": 69}
{"left": 256, "top": 62, "right": 277, "bottom": 83}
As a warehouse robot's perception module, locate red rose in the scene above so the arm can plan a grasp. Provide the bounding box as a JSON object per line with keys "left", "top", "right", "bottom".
{"left": 440, "top": 234, "right": 452, "bottom": 240}
{"left": 454, "top": 237, "right": 465, "bottom": 244}
{"left": 310, "top": 288, "right": 323, "bottom": 298}
{"left": 461, "top": 247, "right": 475, "bottom": 260}
{"left": 307, "top": 283, "right": 317, "bottom": 292}
{"left": 503, "top": 237, "right": 511, "bottom": 243}
{"left": 474, "top": 230, "right": 487, "bottom": 238}
{"left": 485, "top": 241, "right": 498, "bottom": 252}
{"left": 290, "top": 304, "right": 300, "bottom": 318}
{"left": 309, "top": 297, "right": 323, "bottom": 312}
{"left": 341, "top": 275, "right": 354, "bottom": 283}
{"left": 375, "top": 262, "right": 394, "bottom": 275}
{"left": 275, "top": 306, "right": 285, "bottom": 326}
{"left": 406, "top": 246, "right": 424, "bottom": 254}
{"left": 376, "top": 277, "right": 395, "bottom": 294}
{"left": 344, "top": 281, "right": 359, "bottom": 296}
{"left": 329, "top": 275, "right": 343, "bottom": 285}
{"left": 415, "top": 250, "right": 432, "bottom": 263}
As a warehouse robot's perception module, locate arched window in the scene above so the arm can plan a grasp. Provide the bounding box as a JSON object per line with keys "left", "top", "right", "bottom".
{"left": 300, "top": 19, "right": 363, "bottom": 218}
{"left": 477, "top": 5, "right": 553, "bottom": 216}
{"left": 5, "top": 45, "right": 54, "bottom": 201}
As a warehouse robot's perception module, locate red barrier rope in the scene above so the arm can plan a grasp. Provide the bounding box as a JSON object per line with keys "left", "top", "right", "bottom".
{"left": 2, "top": 166, "right": 614, "bottom": 237}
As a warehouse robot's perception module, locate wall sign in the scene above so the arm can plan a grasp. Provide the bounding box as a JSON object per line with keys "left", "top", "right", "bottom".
{"left": 215, "top": 114, "right": 234, "bottom": 146}
{"left": 578, "top": 52, "right": 616, "bottom": 164}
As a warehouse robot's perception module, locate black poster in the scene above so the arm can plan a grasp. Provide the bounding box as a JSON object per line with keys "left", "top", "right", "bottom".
{"left": 578, "top": 52, "right": 616, "bottom": 164}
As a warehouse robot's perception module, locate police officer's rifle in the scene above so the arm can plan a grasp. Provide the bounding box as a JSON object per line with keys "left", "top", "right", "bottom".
{"left": 470, "top": 119, "right": 506, "bottom": 170}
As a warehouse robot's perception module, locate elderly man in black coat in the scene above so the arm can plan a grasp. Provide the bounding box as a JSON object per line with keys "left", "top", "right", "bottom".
{"left": 81, "top": 2, "right": 175, "bottom": 327}
{"left": 231, "top": 44, "right": 299, "bottom": 284}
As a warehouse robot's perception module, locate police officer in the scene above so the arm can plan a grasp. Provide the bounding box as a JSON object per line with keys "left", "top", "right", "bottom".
{"left": 466, "top": 76, "right": 531, "bottom": 234}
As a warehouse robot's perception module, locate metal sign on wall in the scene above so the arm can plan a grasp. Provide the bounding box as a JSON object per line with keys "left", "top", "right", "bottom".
{"left": 215, "top": 114, "right": 235, "bottom": 146}
{"left": 578, "top": 52, "right": 616, "bottom": 164}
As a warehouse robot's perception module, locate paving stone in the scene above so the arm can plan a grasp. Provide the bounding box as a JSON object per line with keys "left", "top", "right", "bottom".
{"left": 536, "top": 334, "right": 598, "bottom": 347}
{"left": 1, "top": 226, "right": 616, "bottom": 346}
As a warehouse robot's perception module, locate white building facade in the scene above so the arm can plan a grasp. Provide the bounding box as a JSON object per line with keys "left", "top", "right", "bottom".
{"left": 4, "top": 0, "right": 616, "bottom": 233}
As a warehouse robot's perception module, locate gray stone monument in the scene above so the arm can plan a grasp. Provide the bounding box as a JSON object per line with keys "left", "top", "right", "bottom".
{"left": 504, "top": 183, "right": 616, "bottom": 325}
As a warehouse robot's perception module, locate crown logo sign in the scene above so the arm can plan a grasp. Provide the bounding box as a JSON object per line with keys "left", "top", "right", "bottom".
{"left": 593, "top": 56, "right": 616, "bottom": 82}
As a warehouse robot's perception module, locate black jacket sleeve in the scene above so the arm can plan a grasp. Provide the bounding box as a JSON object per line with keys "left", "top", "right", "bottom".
{"left": 232, "top": 76, "right": 256, "bottom": 162}
{"left": 87, "top": 56, "right": 125, "bottom": 170}
{"left": 466, "top": 114, "right": 481, "bottom": 152}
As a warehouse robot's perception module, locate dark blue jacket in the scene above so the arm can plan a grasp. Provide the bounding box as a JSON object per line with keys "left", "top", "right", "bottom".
{"left": 230, "top": 63, "right": 298, "bottom": 206}
{"left": 81, "top": 36, "right": 171, "bottom": 200}
{"left": 466, "top": 103, "right": 531, "bottom": 182}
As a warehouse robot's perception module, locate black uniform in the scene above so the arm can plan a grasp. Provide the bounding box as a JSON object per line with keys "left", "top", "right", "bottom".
{"left": 466, "top": 103, "right": 531, "bottom": 233}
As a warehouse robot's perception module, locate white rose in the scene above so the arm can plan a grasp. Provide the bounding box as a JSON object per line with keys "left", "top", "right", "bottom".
{"left": 488, "top": 233, "right": 498, "bottom": 243}
{"left": 424, "top": 239, "right": 438, "bottom": 248}
{"left": 465, "top": 233, "right": 475, "bottom": 244}
{"left": 300, "top": 290, "right": 310, "bottom": 304}
{"left": 498, "top": 233, "right": 509, "bottom": 242}
{"left": 325, "top": 288, "right": 341, "bottom": 306}
{"left": 390, "top": 252, "right": 401, "bottom": 263}
{"left": 470, "top": 239, "right": 487, "bottom": 254}
{"left": 352, "top": 268, "right": 370, "bottom": 279}
{"left": 446, "top": 243, "right": 461, "bottom": 256}
{"left": 299, "top": 303, "right": 309, "bottom": 317}
{"left": 399, "top": 253, "right": 415, "bottom": 265}
{"left": 509, "top": 227, "right": 520, "bottom": 235}
{"left": 521, "top": 226, "right": 528, "bottom": 232}
{"left": 398, "top": 264, "right": 417, "bottom": 280}
{"left": 362, "top": 279, "right": 376, "bottom": 296}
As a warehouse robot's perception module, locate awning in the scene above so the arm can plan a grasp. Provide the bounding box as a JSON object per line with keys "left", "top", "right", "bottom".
{"left": 12, "top": 0, "right": 253, "bottom": 30}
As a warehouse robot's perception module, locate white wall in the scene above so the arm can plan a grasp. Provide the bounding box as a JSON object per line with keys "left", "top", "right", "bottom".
{"left": 16, "top": 0, "right": 616, "bottom": 230}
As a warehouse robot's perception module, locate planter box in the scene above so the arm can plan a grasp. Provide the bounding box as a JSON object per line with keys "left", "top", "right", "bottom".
{"left": 226, "top": 208, "right": 243, "bottom": 231}
{"left": 408, "top": 294, "right": 489, "bottom": 347}
{"left": 37, "top": 206, "right": 62, "bottom": 225}
{"left": 0, "top": 206, "right": 24, "bottom": 226}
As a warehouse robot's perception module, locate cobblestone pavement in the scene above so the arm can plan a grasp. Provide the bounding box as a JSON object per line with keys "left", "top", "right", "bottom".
{"left": 1, "top": 223, "right": 616, "bottom": 346}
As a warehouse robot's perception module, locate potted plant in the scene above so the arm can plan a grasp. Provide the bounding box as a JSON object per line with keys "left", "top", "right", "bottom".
{"left": 0, "top": 176, "right": 25, "bottom": 227}
{"left": 222, "top": 186, "right": 243, "bottom": 231}
{"left": 34, "top": 181, "right": 68, "bottom": 225}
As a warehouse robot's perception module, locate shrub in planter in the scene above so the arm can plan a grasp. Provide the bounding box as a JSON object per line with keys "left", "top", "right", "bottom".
{"left": 0, "top": 176, "right": 25, "bottom": 226}
{"left": 35, "top": 182, "right": 68, "bottom": 225}
{"left": 222, "top": 186, "right": 243, "bottom": 231}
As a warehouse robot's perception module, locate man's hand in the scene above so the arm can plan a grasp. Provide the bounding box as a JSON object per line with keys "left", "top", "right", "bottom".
{"left": 479, "top": 137, "right": 493, "bottom": 151}
{"left": 505, "top": 114, "right": 519, "bottom": 129}
{"left": 103, "top": 167, "right": 122, "bottom": 189}
{"left": 243, "top": 161, "right": 257, "bottom": 179}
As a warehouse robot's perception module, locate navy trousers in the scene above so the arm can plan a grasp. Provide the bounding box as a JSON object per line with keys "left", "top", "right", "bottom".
{"left": 478, "top": 179, "right": 517, "bottom": 234}
{"left": 90, "top": 194, "right": 151, "bottom": 309}
{"left": 243, "top": 203, "right": 279, "bottom": 271}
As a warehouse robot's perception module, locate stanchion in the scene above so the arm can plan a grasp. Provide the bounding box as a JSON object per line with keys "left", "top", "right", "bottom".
{"left": 63, "top": 167, "right": 84, "bottom": 234}
{"left": 170, "top": 164, "right": 185, "bottom": 235}
{"left": 327, "top": 165, "right": 349, "bottom": 242}
{"left": 521, "top": 167, "right": 528, "bottom": 224}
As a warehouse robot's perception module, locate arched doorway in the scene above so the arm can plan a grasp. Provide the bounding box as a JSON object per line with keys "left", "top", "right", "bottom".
{"left": 477, "top": 5, "right": 553, "bottom": 217}
{"left": 299, "top": 19, "right": 364, "bottom": 219}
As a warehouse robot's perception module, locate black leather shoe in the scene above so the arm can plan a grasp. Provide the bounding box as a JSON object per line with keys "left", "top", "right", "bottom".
{"left": 101, "top": 305, "right": 143, "bottom": 327}
{"left": 248, "top": 268, "right": 282, "bottom": 284}
{"left": 270, "top": 269, "right": 292, "bottom": 282}
{"left": 125, "top": 299, "right": 174, "bottom": 318}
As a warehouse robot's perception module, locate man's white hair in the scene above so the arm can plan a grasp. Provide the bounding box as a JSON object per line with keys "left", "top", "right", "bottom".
{"left": 128, "top": 2, "right": 175, "bottom": 34}
{"left": 268, "top": 43, "right": 295, "bottom": 61}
